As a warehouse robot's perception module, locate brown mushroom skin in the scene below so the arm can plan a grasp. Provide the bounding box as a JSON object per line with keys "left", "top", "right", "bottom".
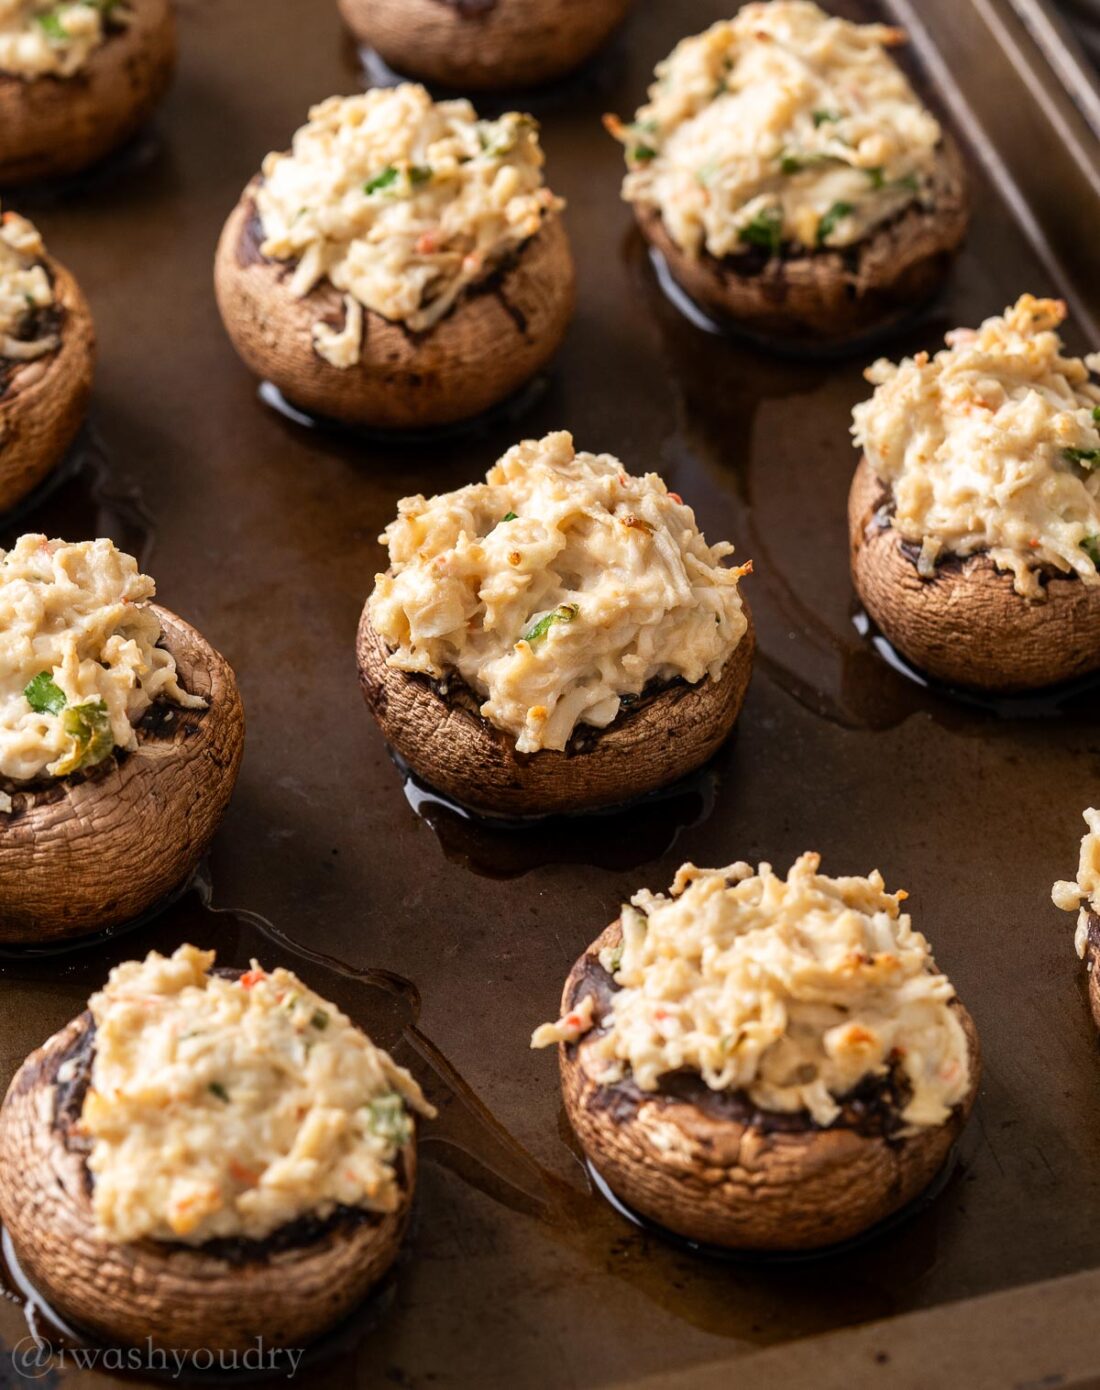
{"left": 214, "top": 187, "right": 575, "bottom": 430}
{"left": 0, "top": 1012, "right": 416, "bottom": 1351}
{"left": 637, "top": 139, "right": 968, "bottom": 350}
{"left": 356, "top": 604, "right": 754, "bottom": 817}
{"left": 339, "top": 0, "right": 634, "bottom": 91}
{"left": 0, "top": 606, "right": 244, "bottom": 945}
{"left": 849, "top": 455, "right": 1100, "bottom": 691}
{"left": 558, "top": 923, "right": 981, "bottom": 1252}
{"left": 0, "top": 0, "right": 176, "bottom": 185}
{"left": 0, "top": 256, "right": 94, "bottom": 514}
{"left": 1083, "top": 911, "right": 1100, "bottom": 1033}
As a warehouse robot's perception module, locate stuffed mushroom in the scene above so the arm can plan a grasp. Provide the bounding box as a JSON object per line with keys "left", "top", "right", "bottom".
{"left": 214, "top": 85, "right": 574, "bottom": 431}
{"left": 607, "top": 2, "right": 967, "bottom": 349}
{"left": 0, "top": 945, "right": 436, "bottom": 1350}
{"left": 1053, "top": 809, "right": 1100, "bottom": 1030}
{"left": 0, "top": 0, "right": 176, "bottom": 185}
{"left": 357, "top": 430, "right": 754, "bottom": 817}
{"left": 0, "top": 206, "right": 94, "bottom": 512}
{"left": 533, "top": 853, "right": 980, "bottom": 1251}
{"left": 849, "top": 295, "right": 1100, "bottom": 691}
{"left": 338, "top": 0, "right": 634, "bottom": 92}
{"left": 0, "top": 535, "right": 244, "bottom": 944}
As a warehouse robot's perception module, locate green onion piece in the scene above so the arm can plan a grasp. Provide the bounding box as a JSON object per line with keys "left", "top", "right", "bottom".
{"left": 739, "top": 206, "right": 783, "bottom": 257}
{"left": 631, "top": 143, "right": 657, "bottom": 163}
{"left": 36, "top": 10, "right": 67, "bottom": 39}
{"left": 209, "top": 1082, "right": 230, "bottom": 1102}
{"left": 521, "top": 603, "right": 579, "bottom": 645}
{"left": 780, "top": 153, "right": 803, "bottom": 175}
{"left": 311, "top": 1009, "right": 329, "bottom": 1030}
{"left": 866, "top": 166, "right": 886, "bottom": 189}
{"left": 1064, "top": 447, "right": 1100, "bottom": 467}
{"left": 409, "top": 165, "right": 432, "bottom": 186}
{"left": 366, "top": 1093, "right": 412, "bottom": 1144}
{"left": 501, "top": 511, "right": 517, "bottom": 523}
{"left": 812, "top": 109, "right": 840, "bottom": 127}
{"left": 23, "top": 672, "right": 66, "bottom": 716}
{"left": 364, "top": 166, "right": 400, "bottom": 194}
{"left": 1082, "top": 536, "right": 1100, "bottom": 567}
{"left": 817, "top": 201, "right": 855, "bottom": 244}
{"left": 52, "top": 699, "right": 113, "bottom": 776}
{"left": 1092, "top": 406, "right": 1100, "bottom": 424}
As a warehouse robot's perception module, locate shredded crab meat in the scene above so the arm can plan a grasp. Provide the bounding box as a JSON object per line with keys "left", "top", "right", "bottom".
{"left": 81, "top": 945, "right": 436, "bottom": 1245}
{"left": 368, "top": 430, "right": 750, "bottom": 753}
{"left": 0, "top": 0, "right": 130, "bottom": 79}
{"left": 609, "top": 1, "right": 940, "bottom": 260}
{"left": 533, "top": 853, "right": 971, "bottom": 1132}
{"left": 1052, "top": 808, "right": 1100, "bottom": 959}
{"left": 852, "top": 295, "right": 1100, "bottom": 597}
{"left": 0, "top": 208, "right": 57, "bottom": 365}
{"left": 254, "top": 85, "right": 562, "bottom": 364}
{"left": 0, "top": 535, "right": 205, "bottom": 789}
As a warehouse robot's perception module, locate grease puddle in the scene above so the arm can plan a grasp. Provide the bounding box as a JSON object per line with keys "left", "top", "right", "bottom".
{"left": 400, "top": 762, "right": 718, "bottom": 877}
{"left": 0, "top": 430, "right": 153, "bottom": 563}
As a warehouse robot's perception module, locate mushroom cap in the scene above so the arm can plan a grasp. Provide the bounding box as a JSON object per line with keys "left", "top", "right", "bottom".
{"left": 338, "top": 0, "right": 635, "bottom": 91}
{"left": 636, "top": 138, "right": 968, "bottom": 349}
{"left": 1084, "top": 911, "right": 1100, "bottom": 1033}
{"left": 0, "top": 255, "right": 95, "bottom": 514}
{"left": 0, "top": 605, "right": 245, "bottom": 945}
{"left": 557, "top": 922, "right": 981, "bottom": 1252}
{"left": 214, "top": 187, "right": 575, "bottom": 430}
{"left": 355, "top": 603, "right": 754, "bottom": 817}
{"left": 0, "top": 1011, "right": 416, "bottom": 1352}
{"left": 849, "top": 455, "right": 1100, "bottom": 691}
{"left": 0, "top": 0, "right": 176, "bottom": 185}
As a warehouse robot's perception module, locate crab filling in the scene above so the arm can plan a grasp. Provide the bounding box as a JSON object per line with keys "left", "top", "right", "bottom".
{"left": 852, "top": 295, "right": 1100, "bottom": 598}
{"left": 254, "top": 84, "right": 563, "bottom": 364}
{"left": 533, "top": 853, "right": 970, "bottom": 1132}
{"left": 75, "top": 945, "right": 436, "bottom": 1245}
{"left": 368, "top": 430, "right": 750, "bottom": 753}
{"left": 0, "top": 535, "right": 205, "bottom": 794}
{"left": 1052, "top": 808, "right": 1100, "bottom": 959}
{"left": 0, "top": 208, "right": 57, "bottom": 369}
{"left": 0, "top": 0, "right": 130, "bottom": 79}
{"left": 608, "top": 1, "right": 940, "bottom": 261}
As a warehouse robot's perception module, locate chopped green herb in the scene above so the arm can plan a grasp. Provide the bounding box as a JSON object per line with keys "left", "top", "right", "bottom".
{"left": 52, "top": 699, "right": 113, "bottom": 776}
{"left": 1064, "top": 447, "right": 1100, "bottom": 467}
{"left": 366, "top": 1093, "right": 412, "bottom": 1145}
{"left": 502, "top": 511, "right": 517, "bottom": 523}
{"left": 812, "top": 109, "right": 840, "bottom": 127}
{"left": 1081, "top": 536, "right": 1100, "bottom": 567}
{"left": 23, "top": 671, "right": 66, "bottom": 716}
{"left": 896, "top": 173, "right": 920, "bottom": 193}
{"left": 1092, "top": 406, "right": 1100, "bottom": 424}
{"left": 36, "top": 9, "right": 67, "bottom": 40}
{"left": 739, "top": 206, "right": 783, "bottom": 257}
{"left": 631, "top": 143, "right": 657, "bottom": 163}
{"left": 866, "top": 166, "right": 886, "bottom": 189}
{"left": 209, "top": 1082, "right": 230, "bottom": 1102}
{"left": 780, "top": 153, "right": 803, "bottom": 175}
{"left": 817, "top": 200, "right": 855, "bottom": 244}
{"left": 364, "top": 166, "right": 400, "bottom": 195}
{"left": 311, "top": 1009, "right": 329, "bottom": 1030}
{"left": 605, "top": 945, "right": 624, "bottom": 974}
{"left": 521, "top": 603, "right": 579, "bottom": 645}
{"left": 408, "top": 165, "right": 433, "bottom": 186}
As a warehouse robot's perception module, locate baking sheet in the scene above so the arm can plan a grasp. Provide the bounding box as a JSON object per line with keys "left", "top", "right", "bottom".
{"left": 1, "top": 0, "right": 1099, "bottom": 1384}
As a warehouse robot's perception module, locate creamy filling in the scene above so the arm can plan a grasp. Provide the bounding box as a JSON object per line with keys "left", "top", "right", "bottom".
{"left": 0, "top": 0, "right": 127, "bottom": 78}
{"left": 0, "top": 208, "right": 57, "bottom": 365}
{"left": 0, "top": 535, "right": 205, "bottom": 790}
{"left": 1052, "top": 807, "right": 1100, "bottom": 959}
{"left": 368, "top": 430, "right": 750, "bottom": 754}
{"left": 79, "top": 945, "right": 436, "bottom": 1245}
{"left": 533, "top": 853, "right": 971, "bottom": 1131}
{"left": 610, "top": 1, "right": 940, "bottom": 260}
{"left": 254, "top": 84, "right": 562, "bottom": 365}
{"left": 852, "top": 295, "right": 1100, "bottom": 598}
